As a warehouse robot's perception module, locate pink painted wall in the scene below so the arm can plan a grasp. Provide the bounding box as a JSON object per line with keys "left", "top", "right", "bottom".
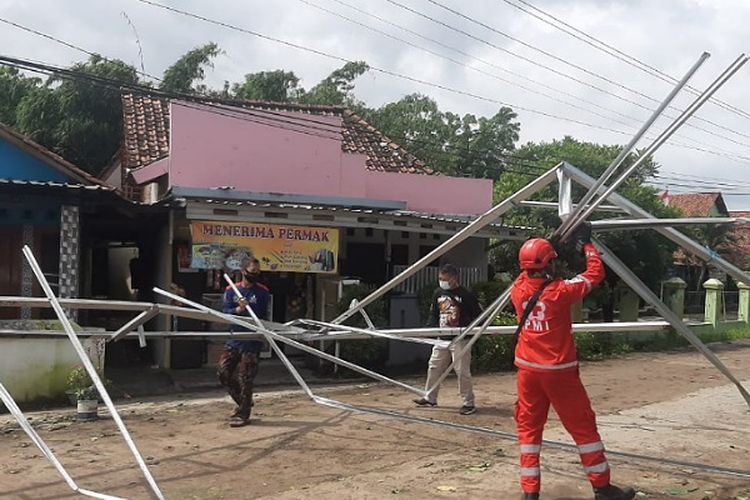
{"left": 159, "top": 102, "right": 491, "bottom": 215}
{"left": 365, "top": 171, "right": 492, "bottom": 215}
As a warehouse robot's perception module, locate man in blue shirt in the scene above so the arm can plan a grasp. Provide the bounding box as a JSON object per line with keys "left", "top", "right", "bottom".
{"left": 217, "top": 257, "right": 270, "bottom": 427}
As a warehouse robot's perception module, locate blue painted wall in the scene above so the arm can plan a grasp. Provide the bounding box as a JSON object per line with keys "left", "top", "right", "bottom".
{"left": 0, "top": 203, "right": 60, "bottom": 226}
{"left": 0, "top": 137, "right": 70, "bottom": 182}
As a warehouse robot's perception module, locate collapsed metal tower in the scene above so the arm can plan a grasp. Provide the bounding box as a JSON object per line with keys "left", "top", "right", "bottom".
{"left": 1, "top": 51, "right": 750, "bottom": 498}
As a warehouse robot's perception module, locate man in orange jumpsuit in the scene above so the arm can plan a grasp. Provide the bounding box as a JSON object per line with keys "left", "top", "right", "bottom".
{"left": 511, "top": 224, "right": 635, "bottom": 500}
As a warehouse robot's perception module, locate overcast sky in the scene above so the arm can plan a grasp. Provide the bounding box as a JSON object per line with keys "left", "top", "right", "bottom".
{"left": 3, "top": 0, "right": 750, "bottom": 207}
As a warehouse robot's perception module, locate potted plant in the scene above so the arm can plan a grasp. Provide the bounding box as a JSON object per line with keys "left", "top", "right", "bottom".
{"left": 66, "top": 365, "right": 104, "bottom": 421}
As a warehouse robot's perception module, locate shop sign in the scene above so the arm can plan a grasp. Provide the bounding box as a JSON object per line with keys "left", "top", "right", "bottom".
{"left": 189, "top": 220, "right": 338, "bottom": 273}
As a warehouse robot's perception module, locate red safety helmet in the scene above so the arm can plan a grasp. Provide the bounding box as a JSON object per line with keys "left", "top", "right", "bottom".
{"left": 518, "top": 238, "right": 558, "bottom": 270}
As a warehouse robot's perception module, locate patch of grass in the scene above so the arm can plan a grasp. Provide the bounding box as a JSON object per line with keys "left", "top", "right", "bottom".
{"left": 577, "top": 324, "right": 750, "bottom": 361}
{"left": 474, "top": 321, "right": 750, "bottom": 371}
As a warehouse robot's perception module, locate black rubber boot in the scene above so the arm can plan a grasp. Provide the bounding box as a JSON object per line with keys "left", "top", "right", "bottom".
{"left": 593, "top": 484, "right": 636, "bottom": 500}
{"left": 521, "top": 493, "right": 539, "bottom": 500}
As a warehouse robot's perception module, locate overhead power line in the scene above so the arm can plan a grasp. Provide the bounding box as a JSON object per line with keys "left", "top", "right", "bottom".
{"left": 13, "top": 51, "right": 743, "bottom": 191}
{"left": 0, "top": 16, "right": 162, "bottom": 83}
{"left": 130, "top": 0, "right": 645, "bottom": 137}
{"left": 296, "top": 0, "right": 639, "bottom": 130}
{"left": 4, "top": 8, "right": 750, "bottom": 181}
{"left": 499, "top": 0, "right": 750, "bottom": 122}
{"left": 4, "top": 4, "right": 748, "bottom": 164}
{"left": 4, "top": 49, "right": 742, "bottom": 189}
{"left": 386, "top": 0, "right": 750, "bottom": 147}
{"left": 131, "top": 0, "right": 750, "bottom": 165}
{"left": 317, "top": 0, "right": 648, "bottom": 128}
{"left": 296, "top": 0, "right": 750, "bottom": 164}
{"left": 0, "top": 54, "right": 562, "bottom": 179}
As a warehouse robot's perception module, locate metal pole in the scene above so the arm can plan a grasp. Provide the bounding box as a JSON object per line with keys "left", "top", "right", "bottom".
{"left": 565, "top": 54, "right": 748, "bottom": 236}
{"left": 0, "top": 383, "right": 125, "bottom": 500}
{"left": 222, "top": 274, "right": 315, "bottom": 399}
{"left": 520, "top": 200, "right": 624, "bottom": 213}
{"left": 296, "top": 318, "right": 450, "bottom": 346}
{"left": 312, "top": 396, "right": 750, "bottom": 479}
{"left": 0, "top": 320, "right": 679, "bottom": 340}
{"left": 557, "top": 52, "right": 710, "bottom": 238}
{"left": 110, "top": 306, "right": 159, "bottom": 342}
{"left": 330, "top": 165, "right": 559, "bottom": 325}
{"left": 153, "top": 287, "right": 426, "bottom": 396}
{"left": 593, "top": 238, "right": 750, "bottom": 407}
{"left": 565, "top": 164, "right": 750, "bottom": 287}
{"left": 557, "top": 167, "right": 573, "bottom": 218}
{"left": 21, "top": 246, "right": 165, "bottom": 500}
{"left": 590, "top": 217, "right": 738, "bottom": 231}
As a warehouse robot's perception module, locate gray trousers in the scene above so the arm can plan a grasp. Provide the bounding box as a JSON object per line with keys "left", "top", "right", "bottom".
{"left": 424, "top": 340, "right": 475, "bottom": 406}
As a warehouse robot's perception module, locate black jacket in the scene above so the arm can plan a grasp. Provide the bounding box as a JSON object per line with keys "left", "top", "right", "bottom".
{"left": 428, "top": 286, "right": 482, "bottom": 329}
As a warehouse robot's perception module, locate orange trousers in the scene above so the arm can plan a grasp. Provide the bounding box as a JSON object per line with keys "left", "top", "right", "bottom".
{"left": 515, "top": 367, "right": 610, "bottom": 493}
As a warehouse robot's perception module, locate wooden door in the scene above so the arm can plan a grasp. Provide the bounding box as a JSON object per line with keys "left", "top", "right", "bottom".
{"left": 0, "top": 226, "right": 22, "bottom": 319}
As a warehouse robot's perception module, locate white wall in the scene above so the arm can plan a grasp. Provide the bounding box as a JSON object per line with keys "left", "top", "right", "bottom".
{"left": 0, "top": 336, "right": 105, "bottom": 403}
{"left": 107, "top": 247, "right": 138, "bottom": 300}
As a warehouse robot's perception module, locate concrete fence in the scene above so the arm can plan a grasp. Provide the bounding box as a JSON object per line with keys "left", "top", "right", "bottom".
{"left": 616, "top": 277, "right": 750, "bottom": 327}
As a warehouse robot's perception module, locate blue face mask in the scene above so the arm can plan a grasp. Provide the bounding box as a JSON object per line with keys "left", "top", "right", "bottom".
{"left": 439, "top": 280, "right": 451, "bottom": 290}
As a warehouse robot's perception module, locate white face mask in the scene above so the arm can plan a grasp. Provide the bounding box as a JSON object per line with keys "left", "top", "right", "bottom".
{"left": 439, "top": 280, "right": 451, "bottom": 290}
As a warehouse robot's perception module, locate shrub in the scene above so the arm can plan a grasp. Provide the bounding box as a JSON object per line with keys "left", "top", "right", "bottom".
{"left": 67, "top": 365, "right": 92, "bottom": 394}
{"left": 417, "top": 284, "right": 435, "bottom": 324}
{"left": 471, "top": 312, "right": 518, "bottom": 372}
{"left": 66, "top": 365, "right": 110, "bottom": 401}
{"left": 327, "top": 284, "right": 389, "bottom": 375}
{"left": 471, "top": 280, "right": 507, "bottom": 310}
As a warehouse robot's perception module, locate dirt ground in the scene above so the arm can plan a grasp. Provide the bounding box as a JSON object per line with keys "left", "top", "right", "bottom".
{"left": 1, "top": 341, "right": 750, "bottom": 500}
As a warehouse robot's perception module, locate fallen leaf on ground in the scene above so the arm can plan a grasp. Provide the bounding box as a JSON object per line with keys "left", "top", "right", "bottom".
{"left": 437, "top": 485, "right": 457, "bottom": 492}
{"left": 467, "top": 462, "right": 492, "bottom": 473}
{"left": 663, "top": 486, "right": 699, "bottom": 496}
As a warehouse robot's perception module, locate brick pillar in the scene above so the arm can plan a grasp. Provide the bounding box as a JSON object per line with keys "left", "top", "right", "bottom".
{"left": 703, "top": 278, "right": 724, "bottom": 327}
{"left": 59, "top": 205, "right": 80, "bottom": 321}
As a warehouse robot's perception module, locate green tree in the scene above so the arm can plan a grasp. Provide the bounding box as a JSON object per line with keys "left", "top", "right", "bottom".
{"left": 0, "top": 67, "right": 40, "bottom": 127}
{"left": 365, "top": 93, "right": 519, "bottom": 179}
{"left": 493, "top": 137, "right": 679, "bottom": 320}
{"left": 681, "top": 218, "right": 737, "bottom": 290}
{"left": 15, "top": 55, "right": 139, "bottom": 173}
{"left": 160, "top": 42, "right": 221, "bottom": 94}
{"left": 364, "top": 94, "right": 452, "bottom": 170}
{"left": 300, "top": 61, "right": 368, "bottom": 106}
{"left": 232, "top": 70, "right": 301, "bottom": 102}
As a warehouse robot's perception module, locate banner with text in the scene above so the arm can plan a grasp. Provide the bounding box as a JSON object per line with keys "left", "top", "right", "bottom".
{"left": 190, "top": 220, "right": 338, "bottom": 273}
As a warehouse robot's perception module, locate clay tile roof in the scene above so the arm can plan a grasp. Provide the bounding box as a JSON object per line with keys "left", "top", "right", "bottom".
{"left": 665, "top": 192, "right": 727, "bottom": 217}
{"left": 121, "top": 94, "right": 171, "bottom": 170}
{"left": 728, "top": 210, "right": 750, "bottom": 269}
{"left": 121, "top": 93, "right": 436, "bottom": 175}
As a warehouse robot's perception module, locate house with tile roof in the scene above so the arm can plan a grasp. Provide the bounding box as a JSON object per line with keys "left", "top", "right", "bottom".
{"left": 727, "top": 210, "right": 750, "bottom": 271}
{"left": 0, "top": 123, "right": 121, "bottom": 318}
{"left": 0, "top": 122, "right": 172, "bottom": 402}
{"left": 660, "top": 191, "right": 729, "bottom": 218}
{"left": 661, "top": 191, "right": 738, "bottom": 288}
{"left": 115, "top": 93, "right": 526, "bottom": 368}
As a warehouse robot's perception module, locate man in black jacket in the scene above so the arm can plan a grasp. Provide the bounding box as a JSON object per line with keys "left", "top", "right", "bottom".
{"left": 414, "top": 264, "right": 481, "bottom": 415}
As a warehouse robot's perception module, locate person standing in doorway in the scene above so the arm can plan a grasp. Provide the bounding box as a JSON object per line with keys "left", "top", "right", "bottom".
{"left": 218, "top": 257, "right": 270, "bottom": 428}
{"left": 510, "top": 224, "right": 635, "bottom": 500}
{"left": 414, "top": 263, "right": 481, "bottom": 415}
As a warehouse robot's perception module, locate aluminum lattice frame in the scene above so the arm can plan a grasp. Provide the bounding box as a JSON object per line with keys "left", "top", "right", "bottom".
{"left": 3, "top": 52, "right": 750, "bottom": 496}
